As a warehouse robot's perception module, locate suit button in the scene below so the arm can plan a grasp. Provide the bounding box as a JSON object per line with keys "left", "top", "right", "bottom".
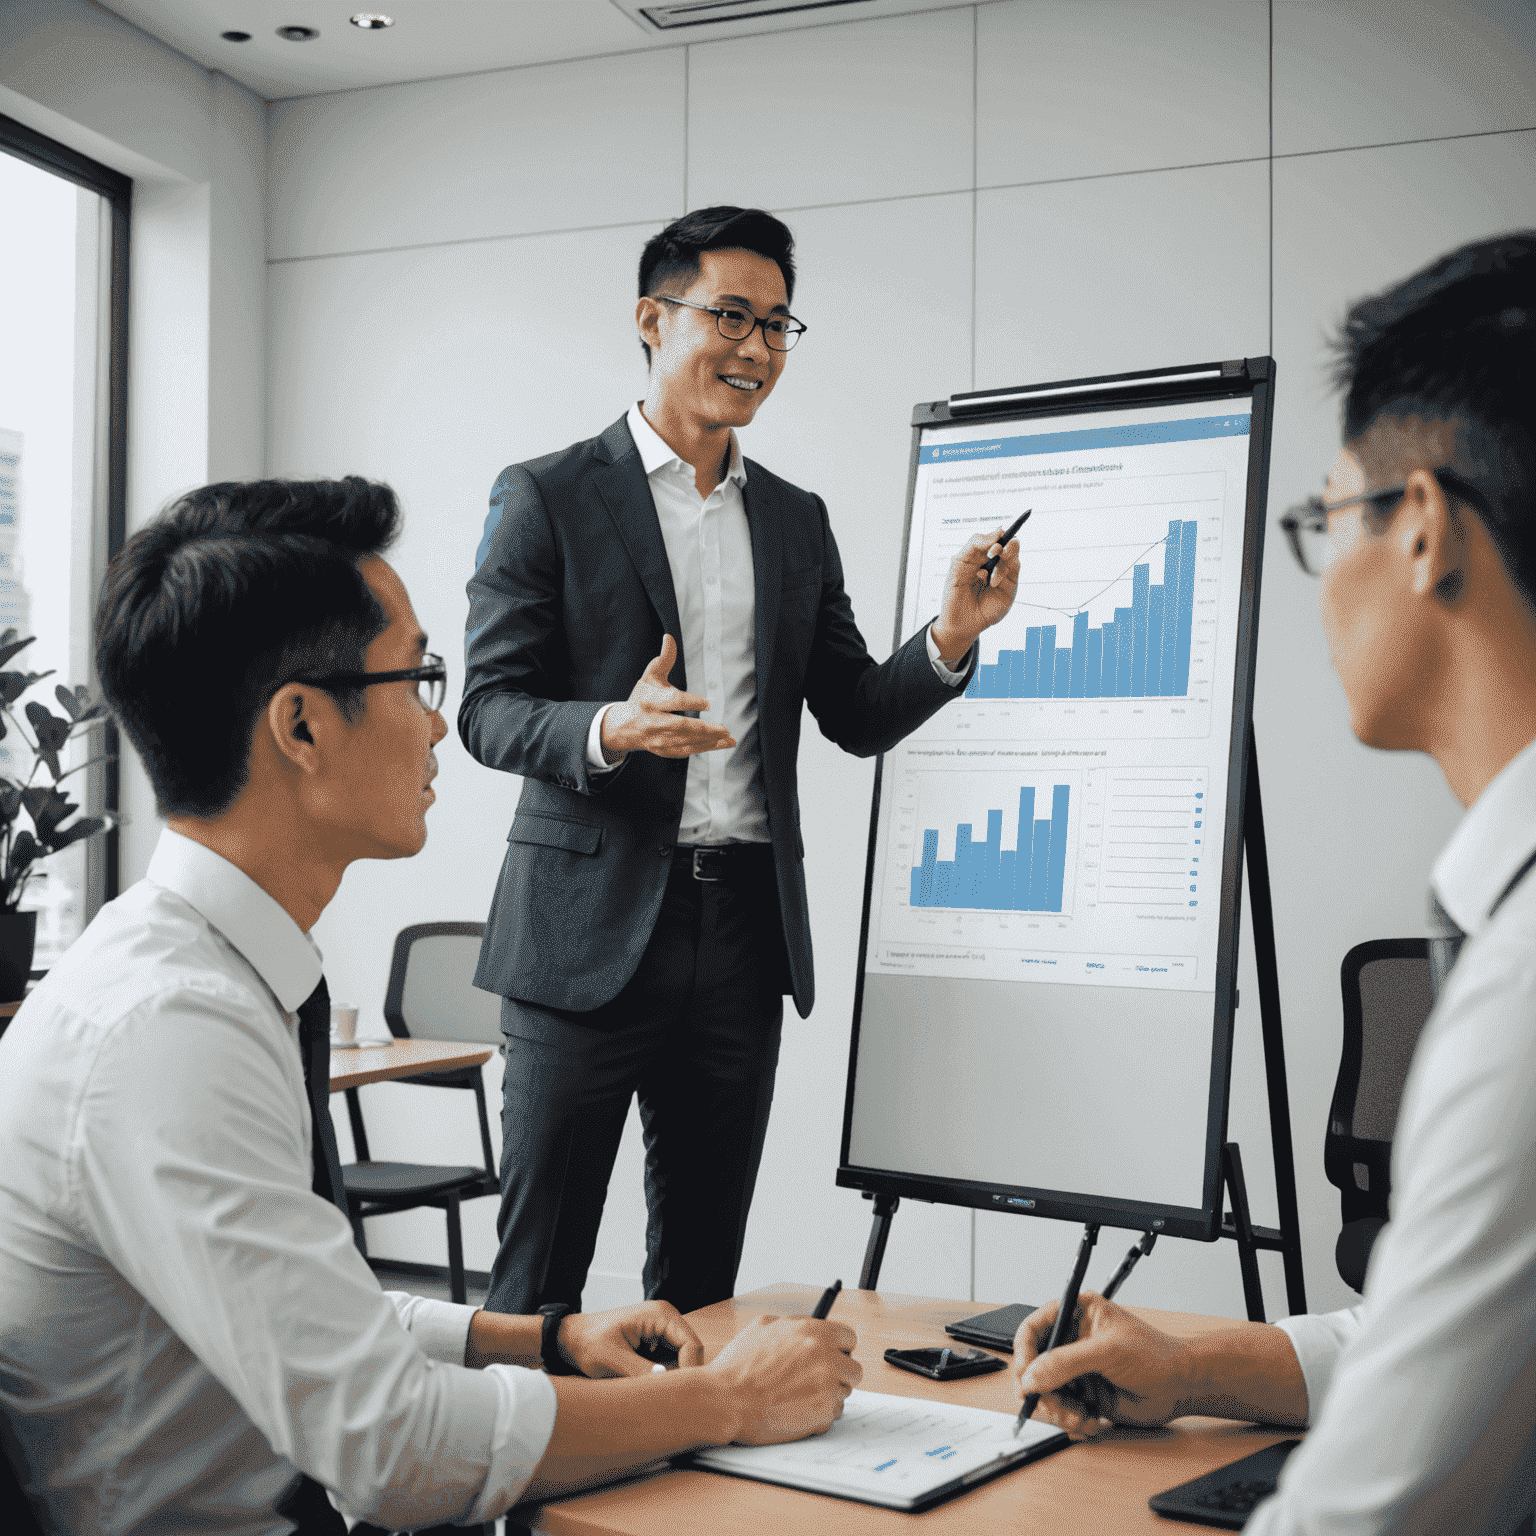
{"left": 658, "top": 845, "right": 670, "bottom": 856}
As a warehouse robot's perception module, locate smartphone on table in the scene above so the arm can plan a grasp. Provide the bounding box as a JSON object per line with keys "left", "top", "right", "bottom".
{"left": 882, "top": 1346, "right": 1006, "bottom": 1381}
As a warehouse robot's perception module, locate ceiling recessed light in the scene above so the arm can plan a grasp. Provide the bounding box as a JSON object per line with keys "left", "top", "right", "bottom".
{"left": 220, "top": 30, "right": 251, "bottom": 42}
{"left": 350, "top": 12, "right": 395, "bottom": 28}
{"left": 276, "top": 25, "right": 319, "bottom": 42}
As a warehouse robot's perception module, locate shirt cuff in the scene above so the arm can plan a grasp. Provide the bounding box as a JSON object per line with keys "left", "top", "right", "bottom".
{"left": 926, "top": 624, "right": 973, "bottom": 685}
{"left": 586, "top": 703, "right": 621, "bottom": 774}
{"left": 464, "top": 1366, "right": 559, "bottom": 1524}
{"left": 385, "top": 1290, "right": 479, "bottom": 1365}
{"left": 1272, "top": 1305, "right": 1362, "bottom": 1425}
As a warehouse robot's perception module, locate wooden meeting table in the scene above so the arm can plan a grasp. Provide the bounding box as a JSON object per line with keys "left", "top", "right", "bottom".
{"left": 520, "top": 1282, "right": 1295, "bottom": 1535}
{"left": 328, "top": 1038, "right": 492, "bottom": 1092}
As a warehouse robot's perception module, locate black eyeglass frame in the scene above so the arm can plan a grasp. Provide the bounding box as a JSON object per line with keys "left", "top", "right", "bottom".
{"left": 288, "top": 652, "right": 448, "bottom": 713}
{"left": 1279, "top": 466, "right": 1485, "bottom": 576}
{"left": 656, "top": 293, "right": 808, "bottom": 352}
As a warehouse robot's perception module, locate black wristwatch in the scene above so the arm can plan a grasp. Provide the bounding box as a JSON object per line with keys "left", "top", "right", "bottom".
{"left": 537, "top": 1302, "right": 577, "bottom": 1375}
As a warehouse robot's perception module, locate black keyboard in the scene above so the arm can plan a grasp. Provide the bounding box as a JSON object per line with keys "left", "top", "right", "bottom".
{"left": 1149, "top": 1440, "right": 1300, "bottom": 1529}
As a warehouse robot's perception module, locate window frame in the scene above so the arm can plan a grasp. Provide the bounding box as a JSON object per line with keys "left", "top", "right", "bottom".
{"left": 0, "top": 112, "right": 131, "bottom": 903}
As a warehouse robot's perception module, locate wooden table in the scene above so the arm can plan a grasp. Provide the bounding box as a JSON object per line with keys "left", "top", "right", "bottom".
{"left": 524, "top": 1282, "right": 1293, "bottom": 1535}
{"left": 328, "top": 1038, "right": 493, "bottom": 1091}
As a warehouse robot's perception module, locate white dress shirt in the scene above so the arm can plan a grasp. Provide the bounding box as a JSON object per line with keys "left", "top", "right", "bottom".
{"left": 585, "top": 403, "right": 966, "bottom": 843}
{"left": 0, "top": 830, "right": 556, "bottom": 1534}
{"left": 1252, "top": 736, "right": 1536, "bottom": 1536}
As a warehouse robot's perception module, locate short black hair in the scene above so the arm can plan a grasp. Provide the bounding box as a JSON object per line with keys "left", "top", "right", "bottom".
{"left": 96, "top": 477, "right": 401, "bottom": 818}
{"left": 1333, "top": 230, "right": 1536, "bottom": 603}
{"left": 636, "top": 206, "right": 796, "bottom": 364}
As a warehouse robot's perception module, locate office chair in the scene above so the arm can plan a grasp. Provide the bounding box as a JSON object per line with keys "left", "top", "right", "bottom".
{"left": 0, "top": 1412, "right": 45, "bottom": 1536}
{"left": 341, "top": 923, "right": 503, "bottom": 1304}
{"left": 1324, "top": 938, "right": 1435, "bottom": 1293}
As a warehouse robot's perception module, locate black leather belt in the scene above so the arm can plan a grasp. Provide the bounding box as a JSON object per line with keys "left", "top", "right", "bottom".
{"left": 673, "top": 844, "right": 773, "bottom": 883}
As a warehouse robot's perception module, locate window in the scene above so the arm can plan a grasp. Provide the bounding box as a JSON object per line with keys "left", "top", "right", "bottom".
{"left": 0, "top": 114, "right": 128, "bottom": 967}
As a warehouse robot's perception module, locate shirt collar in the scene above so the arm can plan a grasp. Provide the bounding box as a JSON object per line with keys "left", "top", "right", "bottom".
{"left": 145, "top": 829, "right": 324, "bottom": 1013}
{"left": 1431, "top": 733, "right": 1536, "bottom": 937}
{"left": 626, "top": 402, "right": 746, "bottom": 489}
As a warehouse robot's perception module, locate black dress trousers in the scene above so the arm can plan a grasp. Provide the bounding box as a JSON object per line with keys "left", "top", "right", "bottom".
{"left": 487, "top": 845, "right": 787, "bottom": 1318}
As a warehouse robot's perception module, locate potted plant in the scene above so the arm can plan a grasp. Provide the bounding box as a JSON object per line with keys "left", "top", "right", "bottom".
{"left": 0, "top": 628, "right": 115, "bottom": 1001}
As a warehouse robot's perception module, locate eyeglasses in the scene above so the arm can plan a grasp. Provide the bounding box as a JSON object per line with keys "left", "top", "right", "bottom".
{"left": 291, "top": 652, "right": 448, "bottom": 713}
{"left": 1279, "top": 467, "right": 1482, "bottom": 576}
{"left": 657, "top": 294, "right": 808, "bottom": 352}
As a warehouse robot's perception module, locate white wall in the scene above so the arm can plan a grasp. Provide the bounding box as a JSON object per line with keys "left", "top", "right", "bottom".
{"left": 264, "top": 0, "right": 1536, "bottom": 1324}
{"left": 0, "top": 0, "right": 268, "bottom": 887}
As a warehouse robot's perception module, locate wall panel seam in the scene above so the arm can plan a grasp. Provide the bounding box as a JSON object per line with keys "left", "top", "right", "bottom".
{"left": 266, "top": 214, "right": 683, "bottom": 266}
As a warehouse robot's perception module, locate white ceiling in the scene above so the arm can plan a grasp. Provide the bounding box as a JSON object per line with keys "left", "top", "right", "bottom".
{"left": 98, "top": 0, "right": 964, "bottom": 101}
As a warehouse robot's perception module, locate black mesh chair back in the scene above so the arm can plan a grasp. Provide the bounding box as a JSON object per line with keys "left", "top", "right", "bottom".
{"left": 1, "top": 1417, "right": 45, "bottom": 1536}
{"left": 1325, "top": 938, "right": 1435, "bottom": 1292}
{"left": 341, "top": 922, "right": 501, "bottom": 1303}
{"left": 384, "top": 923, "right": 502, "bottom": 1045}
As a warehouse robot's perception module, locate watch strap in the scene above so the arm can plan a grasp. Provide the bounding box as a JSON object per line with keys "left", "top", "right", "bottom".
{"left": 537, "top": 1303, "right": 577, "bottom": 1375}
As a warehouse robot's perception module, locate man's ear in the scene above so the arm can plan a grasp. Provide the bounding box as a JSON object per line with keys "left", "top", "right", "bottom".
{"left": 265, "top": 684, "right": 324, "bottom": 773}
{"left": 1400, "top": 466, "right": 1466, "bottom": 605}
{"left": 636, "top": 296, "right": 664, "bottom": 357}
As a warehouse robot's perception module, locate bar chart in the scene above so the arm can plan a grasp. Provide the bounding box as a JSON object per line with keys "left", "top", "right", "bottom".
{"left": 967, "top": 519, "right": 1197, "bottom": 700}
{"left": 909, "top": 781, "right": 1072, "bottom": 914}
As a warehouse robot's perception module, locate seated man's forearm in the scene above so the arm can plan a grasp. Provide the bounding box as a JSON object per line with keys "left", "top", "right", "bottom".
{"left": 1176, "top": 1323, "right": 1309, "bottom": 1426}
{"left": 524, "top": 1370, "right": 736, "bottom": 1498}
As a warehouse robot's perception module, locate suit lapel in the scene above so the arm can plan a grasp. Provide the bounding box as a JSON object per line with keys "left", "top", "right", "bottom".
{"left": 742, "top": 464, "right": 783, "bottom": 694}
{"left": 593, "top": 417, "right": 686, "bottom": 683}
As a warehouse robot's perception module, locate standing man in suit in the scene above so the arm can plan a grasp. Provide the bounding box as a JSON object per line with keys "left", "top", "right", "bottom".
{"left": 461, "top": 206, "right": 1021, "bottom": 1319}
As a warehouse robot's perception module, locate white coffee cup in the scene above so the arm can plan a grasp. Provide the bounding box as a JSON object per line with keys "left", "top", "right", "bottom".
{"left": 331, "top": 1003, "right": 359, "bottom": 1043}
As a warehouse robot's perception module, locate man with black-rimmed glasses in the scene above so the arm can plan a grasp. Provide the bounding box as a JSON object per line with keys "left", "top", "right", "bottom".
{"left": 461, "top": 206, "right": 1025, "bottom": 1320}
{"left": 1010, "top": 233, "right": 1536, "bottom": 1536}
{"left": 0, "top": 476, "right": 863, "bottom": 1533}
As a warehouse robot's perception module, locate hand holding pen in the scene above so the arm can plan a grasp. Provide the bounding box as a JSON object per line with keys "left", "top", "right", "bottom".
{"left": 1015, "top": 1223, "right": 1098, "bottom": 1436}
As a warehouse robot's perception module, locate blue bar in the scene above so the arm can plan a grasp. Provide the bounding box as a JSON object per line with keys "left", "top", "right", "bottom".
{"left": 1160, "top": 522, "right": 1182, "bottom": 690}
{"left": 965, "top": 668, "right": 979, "bottom": 699}
{"left": 1068, "top": 611, "right": 1088, "bottom": 697}
{"left": 985, "top": 808, "right": 1003, "bottom": 904}
{"left": 1085, "top": 629, "right": 1102, "bottom": 698}
{"left": 1115, "top": 608, "right": 1133, "bottom": 697}
{"left": 1015, "top": 787, "right": 1035, "bottom": 907}
{"left": 1028, "top": 819, "right": 1051, "bottom": 907}
{"left": 920, "top": 829, "right": 937, "bottom": 904}
{"left": 1130, "top": 563, "right": 1149, "bottom": 697}
{"left": 1100, "top": 620, "right": 1116, "bottom": 696}
{"left": 1046, "top": 784, "right": 1071, "bottom": 910}
{"left": 1023, "top": 627, "right": 1042, "bottom": 696}
{"left": 1176, "top": 520, "right": 1197, "bottom": 692}
{"left": 1145, "top": 586, "right": 1164, "bottom": 696}
{"left": 955, "top": 825, "right": 973, "bottom": 906}
{"left": 1008, "top": 647, "right": 1025, "bottom": 696}
{"left": 918, "top": 413, "right": 1249, "bottom": 465}
{"left": 1052, "top": 650, "right": 1070, "bottom": 697}
{"left": 1038, "top": 626, "right": 1058, "bottom": 698}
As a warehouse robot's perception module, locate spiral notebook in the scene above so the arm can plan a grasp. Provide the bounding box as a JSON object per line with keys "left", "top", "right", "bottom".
{"left": 688, "top": 1389, "right": 1068, "bottom": 1512}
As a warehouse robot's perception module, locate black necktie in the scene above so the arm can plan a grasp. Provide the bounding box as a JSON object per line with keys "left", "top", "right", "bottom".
{"left": 297, "top": 976, "right": 350, "bottom": 1219}
{"left": 1427, "top": 890, "right": 1465, "bottom": 1001}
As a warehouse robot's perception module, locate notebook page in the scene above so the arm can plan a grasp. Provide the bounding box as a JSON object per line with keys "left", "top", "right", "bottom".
{"left": 692, "top": 1390, "right": 1066, "bottom": 1509}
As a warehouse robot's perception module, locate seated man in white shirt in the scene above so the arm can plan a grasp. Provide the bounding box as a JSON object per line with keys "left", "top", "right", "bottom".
{"left": 1009, "top": 233, "right": 1536, "bottom": 1535}
{"left": 0, "top": 477, "right": 860, "bottom": 1534}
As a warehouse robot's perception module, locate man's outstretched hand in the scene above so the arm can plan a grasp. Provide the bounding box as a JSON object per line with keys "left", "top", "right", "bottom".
{"left": 600, "top": 634, "right": 736, "bottom": 763}
{"left": 930, "top": 525, "right": 1023, "bottom": 665}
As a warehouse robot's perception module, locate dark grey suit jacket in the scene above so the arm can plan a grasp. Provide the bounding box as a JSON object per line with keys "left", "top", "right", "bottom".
{"left": 459, "top": 415, "right": 974, "bottom": 1019}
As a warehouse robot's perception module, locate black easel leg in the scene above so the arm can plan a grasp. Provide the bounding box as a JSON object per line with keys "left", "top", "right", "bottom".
{"left": 1223, "top": 1143, "right": 1266, "bottom": 1323}
{"left": 859, "top": 1193, "right": 900, "bottom": 1291}
{"left": 1244, "top": 726, "right": 1308, "bottom": 1316}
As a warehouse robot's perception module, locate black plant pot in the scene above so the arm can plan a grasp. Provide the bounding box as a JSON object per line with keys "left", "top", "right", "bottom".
{"left": 0, "top": 908, "right": 37, "bottom": 1002}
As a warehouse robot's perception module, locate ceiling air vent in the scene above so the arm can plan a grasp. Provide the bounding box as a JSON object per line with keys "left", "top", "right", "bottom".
{"left": 637, "top": 0, "right": 877, "bottom": 29}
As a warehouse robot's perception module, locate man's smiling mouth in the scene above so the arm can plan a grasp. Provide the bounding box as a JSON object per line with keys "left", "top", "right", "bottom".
{"left": 720, "top": 375, "right": 762, "bottom": 392}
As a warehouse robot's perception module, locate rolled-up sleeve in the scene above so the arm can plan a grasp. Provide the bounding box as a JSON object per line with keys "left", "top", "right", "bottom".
{"left": 71, "top": 989, "right": 558, "bottom": 1528}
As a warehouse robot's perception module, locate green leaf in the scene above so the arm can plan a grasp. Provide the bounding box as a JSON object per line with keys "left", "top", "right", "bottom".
{"left": 49, "top": 814, "right": 108, "bottom": 850}
{"left": 54, "top": 683, "right": 108, "bottom": 723}
{"left": 0, "top": 670, "right": 51, "bottom": 705}
{"left": 7, "top": 830, "right": 39, "bottom": 881}
{"left": 0, "top": 634, "right": 35, "bottom": 669}
{"left": 24, "top": 703, "right": 70, "bottom": 780}
{"left": 22, "top": 786, "right": 75, "bottom": 843}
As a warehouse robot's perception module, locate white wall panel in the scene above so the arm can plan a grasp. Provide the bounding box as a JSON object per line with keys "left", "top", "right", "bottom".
{"left": 687, "top": 8, "right": 973, "bottom": 215}
{"left": 267, "top": 50, "right": 686, "bottom": 261}
{"left": 270, "top": 222, "right": 653, "bottom": 1270}
{"left": 975, "top": 159, "right": 1269, "bottom": 389}
{"left": 1261, "top": 129, "right": 1536, "bottom": 1316}
{"left": 978, "top": 0, "right": 1268, "bottom": 187}
{"left": 726, "top": 192, "right": 977, "bottom": 1300}
{"left": 1274, "top": 0, "right": 1536, "bottom": 157}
